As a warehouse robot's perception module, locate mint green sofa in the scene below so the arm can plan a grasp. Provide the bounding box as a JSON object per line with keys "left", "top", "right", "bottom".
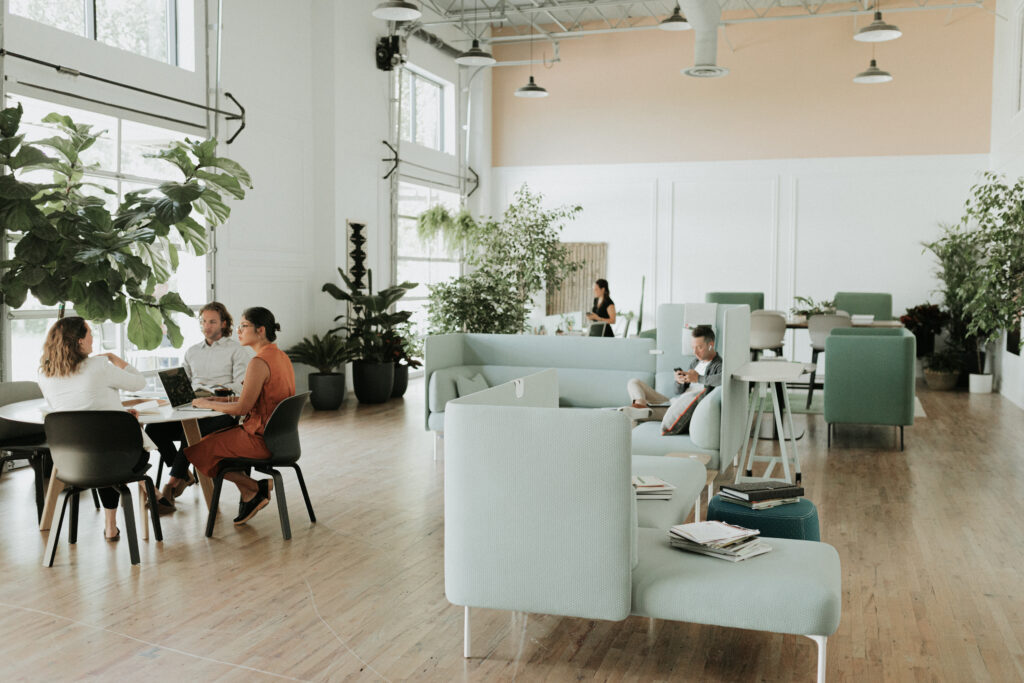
{"left": 833, "top": 292, "right": 893, "bottom": 321}
{"left": 705, "top": 291, "right": 764, "bottom": 311}
{"left": 445, "top": 371, "right": 842, "bottom": 682}
{"left": 824, "top": 328, "right": 915, "bottom": 450}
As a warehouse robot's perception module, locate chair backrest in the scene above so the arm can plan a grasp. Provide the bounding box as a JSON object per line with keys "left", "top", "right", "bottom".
{"left": 705, "top": 292, "right": 764, "bottom": 311}
{"left": 808, "top": 314, "right": 853, "bottom": 350}
{"left": 43, "top": 411, "right": 144, "bottom": 488}
{"left": 588, "top": 322, "right": 608, "bottom": 337}
{"left": 749, "top": 311, "right": 786, "bottom": 350}
{"left": 262, "top": 392, "right": 310, "bottom": 463}
{"left": 0, "top": 381, "right": 45, "bottom": 444}
{"left": 833, "top": 292, "right": 892, "bottom": 321}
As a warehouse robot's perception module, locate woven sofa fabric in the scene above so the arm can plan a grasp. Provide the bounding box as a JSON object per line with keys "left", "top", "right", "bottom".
{"left": 445, "top": 379, "right": 633, "bottom": 621}
{"left": 423, "top": 334, "right": 467, "bottom": 428}
{"left": 630, "top": 421, "right": 719, "bottom": 465}
{"left": 824, "top": 329, "right": 916, "bottom": 426}
{"left": 833, "top": 292, "right": 893, "bottom": 321}
{"left": 631, "top": 455, "right": 707, "bottom": 529}
{"left": 705, "top": 292, "right": 764, "bottom": 311}
{"left": 631, "top": 529, "right": 842, "bottom": 636}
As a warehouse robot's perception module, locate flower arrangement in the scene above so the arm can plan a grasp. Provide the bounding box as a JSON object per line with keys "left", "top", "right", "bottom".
{"left": 900, "top": 304, "right": 950, "bottom": 336}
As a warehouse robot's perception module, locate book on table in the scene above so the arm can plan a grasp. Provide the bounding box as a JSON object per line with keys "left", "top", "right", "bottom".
{"left": 632, "top": 475, "right": 675, "bottom": 500}
{"left": 667, "top": 521, "right": 772, "bottom": 562}
{"left": 718, "top": 495, "right": 801, "bottom": 510}
{"left": 718, "top": 481, "right": 804, "bottom": 501}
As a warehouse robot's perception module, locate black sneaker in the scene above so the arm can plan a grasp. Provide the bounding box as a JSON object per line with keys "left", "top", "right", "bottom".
{"left": 233, "top": 491, "right": 269, "bottom": 525}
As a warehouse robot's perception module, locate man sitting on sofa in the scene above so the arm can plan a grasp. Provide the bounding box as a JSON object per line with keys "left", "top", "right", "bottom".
{"left": 621, "top": 325, "right": 722, "bottom": 434}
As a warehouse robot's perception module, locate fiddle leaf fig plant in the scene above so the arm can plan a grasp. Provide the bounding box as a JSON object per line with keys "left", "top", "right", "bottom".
{"left": 0, "top": 103, "right": 252, "bottom": 349}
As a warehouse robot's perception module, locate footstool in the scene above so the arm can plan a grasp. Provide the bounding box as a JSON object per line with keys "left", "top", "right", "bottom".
{"left": 707, "top": 495, "right": 821, "bottom": 541}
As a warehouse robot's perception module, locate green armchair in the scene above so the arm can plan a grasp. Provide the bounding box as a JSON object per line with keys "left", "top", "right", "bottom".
{"left": 705, "top": 291, "right": 765, "bottom": 312}
{"left": 833, "top": 292, "right": 893, "bottom": 321}
{"left": 823, "top": 328, "right": 915, "bottom": 450}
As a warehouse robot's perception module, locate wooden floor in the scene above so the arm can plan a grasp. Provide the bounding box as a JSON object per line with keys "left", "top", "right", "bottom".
{"left": 1, "top": 379, "right": 1022, "bottom": 682}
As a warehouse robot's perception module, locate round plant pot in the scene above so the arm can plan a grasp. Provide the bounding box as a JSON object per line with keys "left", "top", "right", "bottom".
{"left": 308, "top": 372, "right": 346, "bottom": 410}
{"left": 923, "top": 369, "right": 958, "bottom": 391}
{"left": 352, "top": 360, "right": 394, "bottom": 404}
{"left": 968, "top": 372, "right": 993, "bottom": 394}
{"left": 391, "top": 363, "right": 410, "bottom": 398}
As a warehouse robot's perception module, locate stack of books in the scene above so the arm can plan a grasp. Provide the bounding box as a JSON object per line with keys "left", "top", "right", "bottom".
{"left": 718, "top": 481, "right": 804, "bottom": 510}
{"left": 632, "top": 475, "right": 675, "bottom": 500}
{"left": 668, "top": 521, "right": 772, "bottom": 562}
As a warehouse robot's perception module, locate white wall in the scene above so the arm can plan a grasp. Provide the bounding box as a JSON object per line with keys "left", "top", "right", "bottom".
{"left": 987, "top": 0, "right": 1024, "bottom": 409}
{"left": 494, "top": 154, "right": 986, "bottom": 357}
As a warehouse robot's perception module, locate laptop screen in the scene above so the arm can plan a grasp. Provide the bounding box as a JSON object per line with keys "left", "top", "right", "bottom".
{"left": 158, "top": 368, "right": 196, "bottom": 407}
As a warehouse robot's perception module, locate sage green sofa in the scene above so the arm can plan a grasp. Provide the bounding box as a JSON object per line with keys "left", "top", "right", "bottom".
{"left": 824, "top": 327, "right": 915, "bottom": 450}
{"left": 833, "top": 292, "right": 893, "bottom": 321}
{"left": 705, "top": 291, "right": 764, "bottom": 312}
{"left": 444, "top": 371, "right": 842, "bottom": 682}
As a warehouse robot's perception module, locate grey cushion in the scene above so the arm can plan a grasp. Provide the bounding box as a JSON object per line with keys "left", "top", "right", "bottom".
{"left": 631, "top": 455, "right": 706, "bottom": 529}
{"left": 456, "top": 373, "right": 489, "bottom": 397}
{"left": 631, "top": 528, "right": 842, "bottom": 636}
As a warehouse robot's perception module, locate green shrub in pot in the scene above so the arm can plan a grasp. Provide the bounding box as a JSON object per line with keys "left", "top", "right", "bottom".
{"left": 286, "top": 333, "right": 353, "bottom": 410}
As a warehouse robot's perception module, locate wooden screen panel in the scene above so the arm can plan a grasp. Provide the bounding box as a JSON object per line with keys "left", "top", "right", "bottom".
{"left": 547, "top": 242, "right": 607, "bottom": 316}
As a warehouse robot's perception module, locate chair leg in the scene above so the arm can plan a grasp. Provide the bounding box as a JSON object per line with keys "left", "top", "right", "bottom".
{"left": 91, "top": 488, "right": 100, "bottom": 510}
{"left": 827, "top": 423, "right": 832, "bottom": 448}
{"left": 807, "top": 349, "right": 820, "bottom": 409}
{"left": 205, "top": 474, "right": 225, "bottom": 538}
{"left": 291, "top": 464, "right": 316, "bottom": 523}
{"left": 31, "top": 453, "right": 46, "bottom": 523}
{"left": 143, "top": 477, "right": 163, "bottom": 542}
{"left": 155, "top": 457, "right": 164, "bottom": 489}
{"left": 69, "top": 491, "right": 80, "bottom": 545}
{"left": 119, "top": 484, "right": 141, "bottom": 565}
{"left": 900, "top": 425, "right": 904, "bottom": 452}
{"left": 44, "top": 491, "right": 72, "bottom": 567}
{"left": 464, "top": 606, "right": 472, "bottom": 658}
{"left": 271, "top": 469, "right": 291, "bottom": 540}
{"left": 806, "top": 635, "right": 827, "bottom": 683}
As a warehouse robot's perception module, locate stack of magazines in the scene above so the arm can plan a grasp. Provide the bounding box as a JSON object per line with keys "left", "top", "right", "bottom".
{"left": 668, "top": 521, "right": 772, "bottom": 562}
{"left": 632, "top": 475, "right": 675, "bottom": 500}
{"left": 718, "top": 481, "right": 804, "bottom": 510}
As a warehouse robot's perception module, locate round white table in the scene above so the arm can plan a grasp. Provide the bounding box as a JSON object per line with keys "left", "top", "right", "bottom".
{"left": 0, "top": 398, "right": 220, "bottom": 533}
{"left": 732, "top": 360, "right": 817, "bottom": 485}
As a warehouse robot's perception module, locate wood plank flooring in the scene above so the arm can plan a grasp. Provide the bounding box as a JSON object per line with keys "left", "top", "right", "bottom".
{"left": 0, "top": 380, "right": 1021, "bottom": 681}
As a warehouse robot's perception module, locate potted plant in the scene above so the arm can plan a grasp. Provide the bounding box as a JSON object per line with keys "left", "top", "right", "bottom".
{"left": 385, "top": 321, "right": 423, "bottom": 398}
{"left": 923, "top": 348, "right": 963, "bottom": 391}
{"left": 789, "top": 296, "right": 836, "bottom": 322}
{"left": 0, "top": 104, "right": 251, "bottom": 348}
{"left": 900, "top": 304, "right": 949, "bottom": 358}
{"left": 285, "top": 333, "right": 353, "bottom": 410}
{"left": 323, "top": 268, "right": 416, "bottom": 404}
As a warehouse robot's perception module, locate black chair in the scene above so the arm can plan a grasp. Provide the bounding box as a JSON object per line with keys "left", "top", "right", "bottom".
{"left": 205, "top": 393, "right": 314, "bottom": 539}
{"left": 43, "top": 411, "right": 162, "bottom": 567}
{"left": 0, "top": 382, "right": 58, "bottom": 521}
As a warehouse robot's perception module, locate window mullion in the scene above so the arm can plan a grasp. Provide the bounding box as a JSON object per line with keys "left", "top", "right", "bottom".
{"left": 87, "top": 0, "right": 98, "bottom": 41}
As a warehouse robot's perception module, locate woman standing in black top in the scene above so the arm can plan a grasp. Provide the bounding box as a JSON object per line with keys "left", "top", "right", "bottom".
{"left": 586, "top": 278, "right": 616, "bottom": 337}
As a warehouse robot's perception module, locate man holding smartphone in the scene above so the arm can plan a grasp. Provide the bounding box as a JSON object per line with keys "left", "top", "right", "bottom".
{"left": 620, "top": 325, "right": 722, "bottom": 424}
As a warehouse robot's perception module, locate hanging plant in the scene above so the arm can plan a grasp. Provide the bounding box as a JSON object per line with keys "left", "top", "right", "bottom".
{"left": 0, "top": 104, "right": 252, "bottom": 349}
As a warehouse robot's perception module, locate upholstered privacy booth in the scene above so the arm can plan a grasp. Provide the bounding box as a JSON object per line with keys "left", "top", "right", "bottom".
{"left": 833, "top": 292, "right": 893, "bottom": 321}
{"left": 705, "top": 291, "right": 764, "bottom": 312}
{"left": 445, "top": 371, "right": 842, "bottom": 682}
{"left": 824, "top": 328, "right": 915, "bottom": 450}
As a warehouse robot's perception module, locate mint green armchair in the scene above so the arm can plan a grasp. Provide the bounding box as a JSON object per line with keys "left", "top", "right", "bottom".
{"left": 705, "top": 291, "right": 764, "bottom": 312}
{"left": 824, "top": 328, "right": 915, "bottom": 450}
{"left": 833, "top": 292, "right": 893, "bottom": 321}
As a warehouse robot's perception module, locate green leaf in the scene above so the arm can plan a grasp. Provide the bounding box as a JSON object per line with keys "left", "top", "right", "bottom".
{"left": 33, "top": 135, "right": 79, "bottom": 165}
{"left": 128, "top": 301, "right": 165, "bottom": 350}
{"left": 31, "top": 274, "right": 66, "bottom": 306}
{"left": 196, "top": 169, "right": 245, "bottom": 199}
{"left": 158, "top": 290, "right": 192, "bottom": 315}
{"left": 0, "top": 133, "right": 25, "bottom": 157}
{"left": 159, "top": 180, "right": 204, "bottom": 203}
{"left": 0, "top": 175, "right": 44, "bottom": 199}
{"left": 173, "top": 216, "right": 209, "bottom": 254}
{"left": 1, "top": 279, "right": 28, "bottom": 309}
{"left": 14, "top": 234, "right": 51, "bottom": 263}
{"left": 192, "top": 188, "right": 230, "bottom": 225}
{"left": 201, "top": 155, "right": 252, "bottom": 189}
{"left": 164, "top": 313, "right": 184, "bottom": 348}
{"left": 21, "top": 267, "right": 47, "bottom": 286}
{"left": 0, "top": 104, "right": 23, "bottom": 138}
{"left": 147, "top": 145, "right": 196, "bottom": 177}
{"left": 9, "top": 146, "right": 55, "bottom": 170}
{"left": 153, "top": 196, "right": 192, "bottom": 225}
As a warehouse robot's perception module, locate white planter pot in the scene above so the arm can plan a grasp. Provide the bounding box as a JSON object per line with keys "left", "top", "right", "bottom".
{"left": 969, "top": 373, "right": 993, "bottom": 394}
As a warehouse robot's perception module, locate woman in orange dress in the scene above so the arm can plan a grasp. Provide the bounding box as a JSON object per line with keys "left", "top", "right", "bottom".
{"left": 185, "top": 307, "right": 295, "bottom": 525}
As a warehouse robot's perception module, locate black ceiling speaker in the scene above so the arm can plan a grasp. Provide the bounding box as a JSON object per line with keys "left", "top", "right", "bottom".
{"left": 375, "top": 35, "right": 404, "bottom": 71}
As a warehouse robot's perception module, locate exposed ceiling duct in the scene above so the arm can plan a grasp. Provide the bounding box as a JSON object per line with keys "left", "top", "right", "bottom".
{"left": 680, "top": 0, "right": 728, "bottom": 78}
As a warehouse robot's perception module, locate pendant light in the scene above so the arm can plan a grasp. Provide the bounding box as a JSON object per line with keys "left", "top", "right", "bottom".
{"left": 854, "top": 9, "right": 901, "bottom": 42}
{"left": 515, "top": 26, "right": 548, "bottom": 98}
{"left": 853, "top": 44, "right": 893, "bottom": 85}
{"left": 659, "top": 4, "right": 691, "bottom": 31}
{"left": 372, "top": 1, "right": 421, "bottom": 22}
{"left": 455, "top": 1, "right": 495, "bottom": 66}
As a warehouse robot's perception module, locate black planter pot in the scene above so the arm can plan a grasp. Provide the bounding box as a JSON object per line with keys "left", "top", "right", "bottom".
{"left": 913, "top": 331, "right": 935, "bottom": 358}
{"left": 392, "top": 363, "right": 410, "bottom": 398}
{"left": 308, "top": 372, "right": 346, "bottom": 410}
{"left": 352, "top": 360, "right": 394, "bottom": 404}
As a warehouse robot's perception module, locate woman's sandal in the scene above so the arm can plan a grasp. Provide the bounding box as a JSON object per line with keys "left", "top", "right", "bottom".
{"left": 171, "top": 471, "right": 197, "bottom": 499}
{"left": 104, "top": 527, "right": 121, "bottom": 542}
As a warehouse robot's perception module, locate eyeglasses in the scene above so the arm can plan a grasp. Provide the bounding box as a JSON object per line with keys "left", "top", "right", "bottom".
{"left": 238, "top": 323, "right": 253, "bottom": 330}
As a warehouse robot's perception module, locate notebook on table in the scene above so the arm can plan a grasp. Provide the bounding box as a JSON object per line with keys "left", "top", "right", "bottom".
{"left": 158, "top": 368, "right": 214, "bottom": 412}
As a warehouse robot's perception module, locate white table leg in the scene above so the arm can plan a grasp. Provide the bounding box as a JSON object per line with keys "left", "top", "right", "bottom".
{"left": 770, "top": 381, "right": 792, "bottom": 483}
{"left": 180, "top": 418, "right": 213, "bottom": 509}
{"left": 780, "top": 381, "right": 802, "bottom": 483}
{"left": 39, "top": 469, "right": 65, "bottom": 531}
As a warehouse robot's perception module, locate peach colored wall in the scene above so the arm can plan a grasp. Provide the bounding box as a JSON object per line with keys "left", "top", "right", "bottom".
{"left": 492, "top": 10, "right": 994, "bottom": 166}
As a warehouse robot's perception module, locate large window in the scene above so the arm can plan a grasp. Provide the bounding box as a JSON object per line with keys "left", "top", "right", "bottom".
{"left": 9, "top": 0, "right": 195, "bottom": 70}
{"left": 3, "top": 93, "right": 210, "bottom": 385}
{"left": 398, "top": 67, "right": 449, "bottom": 153}
{"left": 395, "top": 182, "right": 462, "bottom": 332}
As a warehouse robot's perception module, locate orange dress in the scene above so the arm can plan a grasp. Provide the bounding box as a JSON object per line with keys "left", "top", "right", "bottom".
{"left": 185, "top": 343, "right": 296, "bottom": 477}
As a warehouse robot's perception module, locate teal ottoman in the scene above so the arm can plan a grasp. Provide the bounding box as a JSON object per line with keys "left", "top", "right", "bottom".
{"left": 707, "top": 495, "right": 821, "bottom": 541}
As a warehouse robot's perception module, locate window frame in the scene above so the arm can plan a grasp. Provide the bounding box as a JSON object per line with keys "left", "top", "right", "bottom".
{"left": 399, "top": 65, "right": 450, "bottom": 154}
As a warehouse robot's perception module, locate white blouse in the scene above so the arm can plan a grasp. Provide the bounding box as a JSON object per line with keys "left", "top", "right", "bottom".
{"left": 38, "top": 356, "right": 155, "bottom": 451}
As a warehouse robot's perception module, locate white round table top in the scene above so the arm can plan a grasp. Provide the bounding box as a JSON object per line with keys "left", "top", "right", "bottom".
{"left": 0, "top": 398, "right": 215, "bottom": 425}
{"left": 732, "top": 360, "right": 817, "bottom": 382}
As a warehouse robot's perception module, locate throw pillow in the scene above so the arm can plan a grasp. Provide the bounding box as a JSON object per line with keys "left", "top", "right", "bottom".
{"left": 661, "top": 387, "right": 710, "bottom": 435}
{"left": 455, "top": 373, "right": 489, "bottom": 398}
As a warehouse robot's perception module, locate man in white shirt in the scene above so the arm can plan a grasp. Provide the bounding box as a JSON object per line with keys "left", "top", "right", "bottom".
{"left": 147, "top": 302, "right": 254, "bottom": 511}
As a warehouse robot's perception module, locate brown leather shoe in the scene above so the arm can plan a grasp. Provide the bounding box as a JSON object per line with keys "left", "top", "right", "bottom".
{"left": 171, "top": 471, "right": 196, "bottom": 499}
